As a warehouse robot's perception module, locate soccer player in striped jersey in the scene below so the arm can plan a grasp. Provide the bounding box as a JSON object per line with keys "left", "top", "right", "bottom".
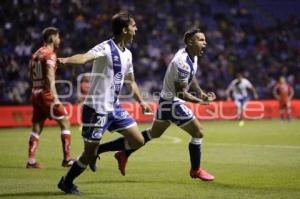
{"left": 226, "top": 73, "right": 258, "bottom": 126}
{"left": 57, "top": 11, "right": 152, "bottom": 194}
{"left": 113, "top": 28, "right": 216, "bottom": 181}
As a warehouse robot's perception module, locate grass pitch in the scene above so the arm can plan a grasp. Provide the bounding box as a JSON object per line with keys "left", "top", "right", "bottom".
{"left": 0, "top": 120, "right": 300, "bottom": 199}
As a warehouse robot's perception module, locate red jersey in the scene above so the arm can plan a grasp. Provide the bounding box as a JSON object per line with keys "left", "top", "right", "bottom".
{"left": 30, "top": 47, "right": 67, "bottom": 122}
{"left": 274, "top": 83, "right": 292, "bottom": 101}
{"left": 30, "top": 47, "right": 57, "bottom": 92}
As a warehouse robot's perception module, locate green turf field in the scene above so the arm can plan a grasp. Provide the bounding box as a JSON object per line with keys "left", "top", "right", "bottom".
{"left": 0, "top": 120, "right": 300, "bottom": 199}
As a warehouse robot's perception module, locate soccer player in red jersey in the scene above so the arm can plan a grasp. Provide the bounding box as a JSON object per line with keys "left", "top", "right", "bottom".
{"left": 26, "top": 27, "right": 74, "bottom": 169}
{"left": 273, "top": 76, "right": 294, "bottom": 121}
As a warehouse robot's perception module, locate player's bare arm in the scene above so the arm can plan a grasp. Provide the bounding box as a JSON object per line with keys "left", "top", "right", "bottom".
{"left": 174, "top": 81, "right": 208, "bottom": 104}
{"left": 190, "top": 77, "right": 206, "bottom": 98}
{"left": 46, "top": 65, "right": 59, "bottom": 104}
{"left": 272, "top": 86, "right": 280, "bottom": 99}
{"left": 289, "top": 87, "right": 295, "bottom": 99}
{"left": 58, "top": 53, "right": 95, "bottom": 65}
{"left": 226, "top": 87, "right": 232, "bottom": 101}
{"left": 190, "top": 77, "right": 216, "bottom": 101}
{"left": 125, "top": 73, "right": 153, "bottom": 114}
{"left": 251, "top": 86, "right": 258, "bottom": 99}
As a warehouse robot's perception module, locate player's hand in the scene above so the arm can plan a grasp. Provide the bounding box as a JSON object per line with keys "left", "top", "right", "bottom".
{"left": 201, "top": 92, "right": 216, "bottom": 102}
{"left": 53, "top": 98, "right": 61, "bottom": 105}
{"left": 206, "top": 92, "right": 216, "bottom": 102}
{"left": 141, "top": 102, "right": 153, "bottom": 115}
{"left": 57, "top": 58, "right": 67, "bottom": 65}
{"left": 197, "top": 99, "right": 210, "bottom": 105}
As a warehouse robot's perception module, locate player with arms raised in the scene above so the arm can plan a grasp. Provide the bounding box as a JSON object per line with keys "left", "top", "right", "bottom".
{"left": 27, "top": 27, "right": 74, "bottom": 169}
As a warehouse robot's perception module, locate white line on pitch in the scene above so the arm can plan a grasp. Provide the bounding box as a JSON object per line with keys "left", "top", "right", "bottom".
{"left": 161, "top": 135, "right": 182, "bottom": 144}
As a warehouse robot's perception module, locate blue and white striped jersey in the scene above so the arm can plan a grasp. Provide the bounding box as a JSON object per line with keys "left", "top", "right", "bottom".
{"left": 160, "top": 48, "right": 198, "bottom": 101}
{"left": 84, "top": 39, "right": 134, "bottom": 114}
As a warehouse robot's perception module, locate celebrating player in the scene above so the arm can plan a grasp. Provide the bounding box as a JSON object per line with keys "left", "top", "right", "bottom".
{"left": 106, "top": 28, "right": 216, "bottom": 181}
{"left": 27, "top": 27, "right": 74, "bottom": 169}
{"left": 57, "top": 11, "right": 152, "bottom": 194}
{"left": 273, "top": 76, "right": 294, "bottom": 121}
{"left": 226, "top": 73, "right": 258, "bottom": 126}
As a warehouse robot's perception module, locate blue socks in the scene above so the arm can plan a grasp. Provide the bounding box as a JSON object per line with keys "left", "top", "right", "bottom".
{"left": 64, "top": 161, "right": 86, "bottom": 184}
{"left": 97, "top": 137, "right": 126, "bottom": 154}
{"left": 124, "top": 129, "right": 151, "bottom": 157}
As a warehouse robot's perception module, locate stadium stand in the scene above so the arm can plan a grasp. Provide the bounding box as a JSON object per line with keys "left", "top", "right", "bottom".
{"left": 0, "top": 0, "right": 299, "bottom": 104}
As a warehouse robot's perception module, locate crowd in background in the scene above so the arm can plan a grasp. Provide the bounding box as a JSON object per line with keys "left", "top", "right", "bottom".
{"left": 0, "top": 0, "right": 299, "bottom": 104}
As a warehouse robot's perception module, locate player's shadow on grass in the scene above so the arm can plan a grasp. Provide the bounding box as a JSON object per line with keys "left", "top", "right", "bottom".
{"left": 83, "top": 179, "right": 139, "bottom": 184}
{"left": 83, "top": 179, "right": 192, "bottom": 185}
{"left": 0, "top": 164, "right": 71, "bottom": 171}
{"left": 83, "top": 180, "right": 300, "bottom": 192}
{"left": 0, "top": 192, "right": 62, "bottom": 198}
{"left": 0, "top": 164, "right": 25, "bottom": 169}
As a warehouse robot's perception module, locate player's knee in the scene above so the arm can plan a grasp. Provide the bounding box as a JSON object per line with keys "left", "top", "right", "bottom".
{"left": 58, "top": 117, "right": 70, "bottom": 130}
{"left": 194, "top": 128, "right": 204, "bottom": 138}
{"left": 128, "top": 136, "right": 144, "bottom": 149}
{"left": 32, "top": 128, "right": 42, "bottom": 134}
{"left": 78, "top": 154, "right": 89, "bottom": 165}
{"left": 148, "top": 128, "right": 164, "bottom": 139}
{"left": 79, "top": 152, "right": 96, "bottom": 165}
{"left": 133, "top": 138, "right": 145, "bottom": 148}
{"left": 79, "top": 143, "right": 99, "bottom": 164}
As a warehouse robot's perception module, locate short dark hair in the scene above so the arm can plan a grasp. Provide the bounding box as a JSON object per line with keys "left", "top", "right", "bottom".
{"left": 111, "top": 11, "right": 132, "bottom": 36}
{"left": 42, "top": 27, "right": 59, "bottom": 43}
{"left": 183, "top": 28, "right": 202, "bottom": 44}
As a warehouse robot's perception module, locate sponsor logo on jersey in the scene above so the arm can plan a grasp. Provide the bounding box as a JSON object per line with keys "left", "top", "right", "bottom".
{"left": 114, "top": 72, "right": 123, "bottom": 83}
{"left": 113, "top": 55, "right": 119, "bottom": 62}
{"left": 114, "top": 72, "right": 123, "bottom": 93}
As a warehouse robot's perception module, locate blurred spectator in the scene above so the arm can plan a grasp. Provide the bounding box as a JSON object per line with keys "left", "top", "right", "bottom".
{"left": 0, "top": 0, "right": 299, "bottom": 104}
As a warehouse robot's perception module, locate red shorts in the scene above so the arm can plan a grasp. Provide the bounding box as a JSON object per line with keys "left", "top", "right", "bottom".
{"left": 31, "top": 90, "right": 68, "bottom": 123}
{"left": 279, "top": 100, "right": 291, "bottom": 110}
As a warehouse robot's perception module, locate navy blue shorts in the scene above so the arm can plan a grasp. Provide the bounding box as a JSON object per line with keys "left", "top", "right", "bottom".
{"left": 155, "top": 98, "right": 195, "bottom": 127}
{"left": 81, "top": 105, "right": 136, "bottom": 142}
{"left": 235, "top": 96, "right": 249, "bottom": 109}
